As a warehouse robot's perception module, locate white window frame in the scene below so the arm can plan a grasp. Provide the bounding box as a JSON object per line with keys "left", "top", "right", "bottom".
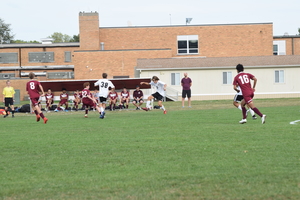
{"left": 171, "top": 73, "right": 181, "bottom": 86}
{"left": 177, "top": 35, "right": 198, "bottom": 55}
{"left": 273, "top": 41, "right": 286, "bottom": 55}
{"left": 222, "top": 71, "right": 232, "bottom": 85}
{"left": 275, "top": 70, "right": 284, "bottom": 83}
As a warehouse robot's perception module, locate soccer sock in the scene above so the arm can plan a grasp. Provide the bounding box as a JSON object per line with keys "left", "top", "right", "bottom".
{"left": 40, "top": 113, "right": 45, "bottom": 119}
{"left": 242, "top": 107, "right": 247, "bottom": 119}
{"left": 126, "top": 105, "right": 128, "bottom": 109}
{"left": 146, "top": 101, "right": 151, "bottom": 108}
{"left": 85, "top": 109, "right": 88, "bottom": 114}
{"left": 237, "top": 105, "right": 242, "bottom": 110}
{"left": 12, "top": 110, "right": 15, "bottom": 115}
{"left": 160, "top": 105, "right": 166, "bottom": 111}
{"left": 252, "top": 107, "right": 263, "bottom": 117}
{"left": 34, "top": 110, "right": 39, "bottom": 115}
{"left": 100, "top": 106, "right": 104, "bottom": 113}
{"left": 119, "top": 104, "right": 122, "bottom": 109}
{"left": 249, "top": 108, "right": 255, "bottom": 116}
{"left": 4, "top": 109, "right": 8, "bottom": 115}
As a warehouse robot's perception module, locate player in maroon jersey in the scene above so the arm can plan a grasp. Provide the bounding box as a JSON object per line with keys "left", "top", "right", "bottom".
{"left": 26, "top": 72, "right": 48, "bottom": 124}
{"left": 73, "top": 89, "right": 82, "bottom": 111}
{"left": 55, "top": 88, "right": 69, "bottom": 112}
{"left": 45, "top": 88, "right": 54, "bottom": 112}
{"left": 132, "top": 85, "right": 144, "bottom": 110}
{"left": 233, "top": 64, "right": 266, "bottom": 124}
{"left": 82, "top": 82, "right": 100, "bottom": 118}
{"left": 108, "top": 88, "right": 118, "bottom": 111}
{"left": 119, "top": 87, "right": 130, "bottom": 109}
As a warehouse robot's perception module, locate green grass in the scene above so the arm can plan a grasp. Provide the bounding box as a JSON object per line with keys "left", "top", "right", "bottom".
{"left": 1, "top": 99, "right": 300, "bottom": 199}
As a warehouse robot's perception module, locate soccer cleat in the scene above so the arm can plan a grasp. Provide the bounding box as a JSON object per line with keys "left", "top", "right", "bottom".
{"left": 43, "top": 117, "right": 48, "bottom": 124}
{"left": 85, "top": 114, "right": 88, "bottom": 118}
{"left": 100, "top": 111, "right": 105, "bottom": 119}
{"left": 65, "top": 109, "right": 69, "bottom": 112}
{"left": 163, "top": 110, "right": 167, "bottom": 114}
{"left": 142, "top": 107, "right": 149, "bottom": 111}
{"left": 36, "top": 115, "right": 41, "bottom": 122}
{"left": 239, "top": 119, "right": 247, "bottom": 124}
{"left": 3, "top": 115, "right": 8, "bottom": 118}
{"left": 12, "top": 114, "right": 14, "bottom": 118}
{"left": 136, "top": 107, "right": 139, "bottom": 110}
{"left": 261, "top": 115, "right": 266, "bottom": 124}
{"left": 252, "top": 115, "right": 257, "bottom": 120}
{"left": 54, "top": 109, "right": 58, "bottom": 112}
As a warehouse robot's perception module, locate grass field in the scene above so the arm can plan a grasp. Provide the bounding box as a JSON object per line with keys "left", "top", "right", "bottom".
{"left": 1, "top": 98, "right": 300, "bottom": 200}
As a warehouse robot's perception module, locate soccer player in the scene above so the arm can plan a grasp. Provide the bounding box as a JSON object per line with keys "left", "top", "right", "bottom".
{"left": 55, "top": 88, "right": 69, "bottom": 112}
{"left": 94, "top": 73, "right": 115, "bottom": 119}
{"left": 45, "top": 88, "right": 54, "bottom": 112}
{"left": 26, "top": 72, "right": 48, "bottom": 124}
{"left": 132, "top": 85, "right": 144, "bottom": 110}
{"left": 82, "top": 82, "right": 100, "bottom": 118}
{"left": 181, "top": 73, "right": 192, "bottom": 108}
{"left": 2, "top": 80, "right": 15, "bottom": 118}
{"left": 73, "top": 89, "right": 82, "bottom": 111}
{"left": 233, "top": 85, "right": 257, "bottom": 119}
{"left": 108, "top": 87, "right": 118, "bottom": 111}
{"left": 120, "top": 87, "right": 130, "bottom": 109}
{"left": 140, "top": 76, "right": 167, "bottom": 114}
{"left": 233, "top": 64, "right": 266, "bottom": 124}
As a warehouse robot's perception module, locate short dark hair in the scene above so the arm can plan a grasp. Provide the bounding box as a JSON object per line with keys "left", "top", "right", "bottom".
{"left": 102, "top": 73, "right": 107, "bottom": 78}
{"left": 236, "top": 64, "right": 244, "bottom": 72}
{"left": 83, "top": 82, "right": 90, "bottom": 88}
{"left": 62, "top": 88, "right": 66, "bottom": 91}
{"left": 152, "top": 76, "right": 159, "bottom": 81}
{"left": 29, "top": 72, "right": 35, "bottom": 79}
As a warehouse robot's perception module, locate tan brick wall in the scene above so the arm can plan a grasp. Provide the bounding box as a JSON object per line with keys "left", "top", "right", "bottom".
{"left": 98, "top": 24, "right": 273, "bottom": 57}
{"left": 73, "top": 49, "right": 172, "bottom": 79}
{"left": 79, "top": 12, "right": 100, "bottom": 50}
{"left": 273, "top": 37, "right": 300, "bottom": 55}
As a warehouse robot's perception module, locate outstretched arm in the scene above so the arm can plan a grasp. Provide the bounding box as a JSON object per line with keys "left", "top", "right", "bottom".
{"left": 140, "top": 82, "right": 150, "bottom": 86}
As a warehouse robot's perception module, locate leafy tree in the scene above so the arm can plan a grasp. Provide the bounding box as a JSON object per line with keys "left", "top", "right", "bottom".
{"left": 0, "top": 18, "right": 14, "bottom": 44}
{"left": 48, "top": 32, "right": 79, "bottom": 43}
{"left": 298, "top": 28, "right": 300, "bottom": 35}
{"left": 11, "top": 39, "right": 39, "bottom": 43}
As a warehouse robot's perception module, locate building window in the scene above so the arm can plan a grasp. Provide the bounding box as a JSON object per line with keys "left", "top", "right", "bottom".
{"left": 171, "top": 73, "right": 180, "bottom": 85}
{"left": 273, "top": 41, "right": 286, "bottom": 55}
{"left": 275, "top": 70, "right": 284, "bottom": 83}
{"left": 29, "top": 52, "right": 54, "bottom": 63}
{"left": 0, "top": 53, "right": 18, "bottom": 63}
{"left": 177, "top": 35, "right": 198, "bottom": 54}
{"left": 222, "top": 72, "right": 232, "bottom": 84}
{"left": 65, "top": 51, "right": 71, "bottom": 62}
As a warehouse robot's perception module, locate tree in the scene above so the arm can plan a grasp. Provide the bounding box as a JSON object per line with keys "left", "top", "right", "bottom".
{"left": 11, "top": 39, "right": 39, "bottom": 44}
{"left": 298, "top": 28, "right": 300, "bottom": 35}
{"left": 48, "top": 32, "right": 79, "bottom": 43}
{"left": 0, "top": 18, "right": 14, "bottom": 44}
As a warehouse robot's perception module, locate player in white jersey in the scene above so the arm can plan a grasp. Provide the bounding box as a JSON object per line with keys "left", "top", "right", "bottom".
{"left": 94, "top": 73, "right": 115, "bottom": 119}
{"left": 140, "top": 76, "right": 167, "bottom": 114}
{"left": 233, "top": 85, "right": 257, "bottom": 119}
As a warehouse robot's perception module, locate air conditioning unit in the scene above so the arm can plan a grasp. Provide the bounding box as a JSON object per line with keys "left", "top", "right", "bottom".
{"left": 0, "top": 73, "right": 15, "bottom": 79}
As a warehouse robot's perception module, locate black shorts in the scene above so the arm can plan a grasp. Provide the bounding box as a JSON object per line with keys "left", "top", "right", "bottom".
{"left": 4, "top": 98, "right": 14, "bottom": 107}
{"left": 182, "top": 90, "right": 191, "bottom": 98}
{"left": 152, "top": 92, "right": 164, "bottom": 101}
{"left": 233, "top": 94, "right": 244, "bottom": 102}
{"left": 99, "top": 97, "right": 107, "bottom": 104}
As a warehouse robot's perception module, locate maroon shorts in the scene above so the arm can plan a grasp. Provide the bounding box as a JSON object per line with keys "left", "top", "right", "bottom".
{"left": 82, "top": 98, "right": 95, "bottom": 107}
{"left": 243, "top": 93, "right": 254, "bottom": 104}
{"left": 30, "top": 97, "right": 40, "bottom": 106}
{"left": 59, "top": 99, "right": 68, "bottom": 105}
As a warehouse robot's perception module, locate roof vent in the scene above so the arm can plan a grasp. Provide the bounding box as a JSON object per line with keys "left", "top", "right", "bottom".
{"left": 41, "top": 38, "right": 54, "bottom": 44}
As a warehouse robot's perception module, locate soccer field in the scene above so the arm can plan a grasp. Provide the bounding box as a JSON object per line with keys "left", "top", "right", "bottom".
{"left": 1, "top": 98, "right": 300, "bottom": 199}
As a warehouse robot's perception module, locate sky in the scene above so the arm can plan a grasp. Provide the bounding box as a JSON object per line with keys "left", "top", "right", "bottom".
{"left": 1, "top": 0, "right": 299, "bottom": 41}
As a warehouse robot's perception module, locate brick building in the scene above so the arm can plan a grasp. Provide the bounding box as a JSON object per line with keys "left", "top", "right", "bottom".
{"left": 1, "top": 11, "right": 300, "bottom": 101}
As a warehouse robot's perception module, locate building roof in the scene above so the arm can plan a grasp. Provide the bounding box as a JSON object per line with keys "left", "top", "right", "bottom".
{"left": 0, "top": 42, "right": 79, "bottom": 49}
{"left": 136, "top": 55, "right": 300, "bottom": 70}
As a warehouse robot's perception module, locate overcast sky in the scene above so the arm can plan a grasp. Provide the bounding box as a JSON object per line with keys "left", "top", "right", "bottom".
{"left": 1, "top": 0, "right": 299, "bottom": 41}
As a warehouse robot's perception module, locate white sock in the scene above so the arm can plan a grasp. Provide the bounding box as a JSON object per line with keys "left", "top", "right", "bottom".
{"left": 160, "top": 105, "right": 165, "bottom": 111}
{"left": 237, "top": 105, "right": 242, "bottom": 110}
{"left": 146, "top": 101, "right": 151, "bottom": 108}
{"left": 249, "top": 108, "right": 255, "bottom": 116}
{"left": 100, "top": 107, "right": 104, "bottom": 113}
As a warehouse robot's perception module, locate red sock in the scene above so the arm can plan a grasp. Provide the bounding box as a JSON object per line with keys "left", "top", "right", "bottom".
{"left": 252, "top": 107, "right": 263, "bottom": 117}
{"left": 242, "top": 107, "right": 247, "bottom": 119}
{"left": 40, "top": 113, "right": 45, "bottom": 119}
{"left": 85, "top": 109, "right": 88, "bottom": 114}
{"left": 34, "top": 110, "right": 39, "bottom": 115}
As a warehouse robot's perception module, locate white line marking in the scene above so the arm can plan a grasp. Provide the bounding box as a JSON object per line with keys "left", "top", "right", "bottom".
{"left": 290, "top": 120, "right": 300, "bottom": 125}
